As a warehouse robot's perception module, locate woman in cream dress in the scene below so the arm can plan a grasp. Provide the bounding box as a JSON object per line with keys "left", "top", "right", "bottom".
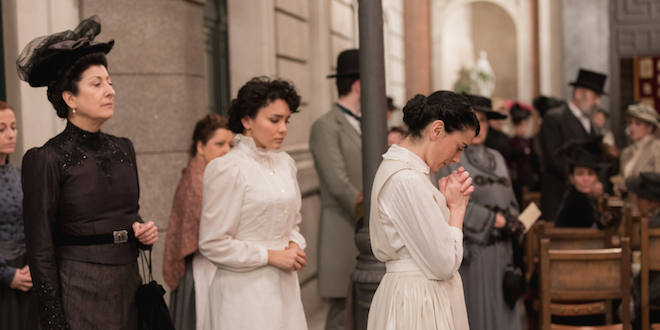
{"left": 193, "top": 77, "right": 308, "bottom": 330}
{"left": 368, "top": 91, "right": 480, "bottom": 330}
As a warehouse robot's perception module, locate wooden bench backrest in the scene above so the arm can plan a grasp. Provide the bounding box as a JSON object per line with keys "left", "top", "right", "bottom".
{"left": 640, "top": 218, "right": 660, "bottom": 330}
{"left": 539, "top": 237, "right": 632, "bottom": 330}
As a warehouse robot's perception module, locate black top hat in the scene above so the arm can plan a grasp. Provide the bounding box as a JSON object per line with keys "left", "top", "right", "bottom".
{"left": 557, "top": 136, "right": 610, "bottom": 170}
{"left": 16, "top": 15, "right": 114, "bottom": 87}
{"left": 327, "top": 49, "right": 359, "bottom": 78}
{"left": 569, "top": 69, "right": 608, "bottom": 95}
{"left": 462, "top": 93, "right": 507, "bottom": 120}
{"left": 626, "top": 173, "right": 660, "bottom": 201}
{"left": 510, "top": 103, "right": 531, "bottom": 125}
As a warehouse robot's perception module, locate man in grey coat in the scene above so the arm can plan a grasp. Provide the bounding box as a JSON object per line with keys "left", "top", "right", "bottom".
{"left": 310, "top": 49, "right": 362, "bottom": 330}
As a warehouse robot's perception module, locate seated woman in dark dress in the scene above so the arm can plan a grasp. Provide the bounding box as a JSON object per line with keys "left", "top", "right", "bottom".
{"left": 17, "top": 16, "right": 158, "bottom": 329}
{"left": 554, "top": 138, "right": 618, "bottom": 228}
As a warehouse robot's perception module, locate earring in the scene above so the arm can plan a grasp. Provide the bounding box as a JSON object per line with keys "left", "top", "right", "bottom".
{"left": 72, "top": 107, "right": 76, "bottom": 113}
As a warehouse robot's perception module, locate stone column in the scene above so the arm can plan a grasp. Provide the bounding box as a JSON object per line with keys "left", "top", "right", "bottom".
{"left": 403, "top": 0, "right": 431, "bottom": 99}
{"left": 81, "top": 0, "right": 208, "bottom": 293}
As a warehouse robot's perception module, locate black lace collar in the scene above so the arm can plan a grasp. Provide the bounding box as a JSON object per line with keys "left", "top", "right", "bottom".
{"left": 55, "top": 121, "right": 132, "bottom": 182}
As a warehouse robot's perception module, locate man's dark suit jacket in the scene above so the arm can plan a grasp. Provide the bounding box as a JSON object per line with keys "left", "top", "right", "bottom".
{"left": 539, "top": 104, "right": 600, "bottom": 219}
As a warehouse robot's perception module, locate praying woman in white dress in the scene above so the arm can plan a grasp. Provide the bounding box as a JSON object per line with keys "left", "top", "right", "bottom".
{"left": 193, "top": 77, "right": 308, "bottom": 330}
{"left": 368, "top": 91, "right": 480, "bottom": 330}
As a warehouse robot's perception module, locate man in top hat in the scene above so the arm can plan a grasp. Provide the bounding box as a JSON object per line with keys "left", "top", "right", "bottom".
{"left": 539, "top": 68, "right": 607, "bottom": 219}
{"left": 625, "top": 173, "right": 660, "bottom": 322}
{"left": 309, "top": 49, "right": 362, "bottom": 330}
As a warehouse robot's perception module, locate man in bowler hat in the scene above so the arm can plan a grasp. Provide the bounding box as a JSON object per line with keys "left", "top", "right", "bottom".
{"left": 309, "top": 49, "right": 362, "bottom": 330}
{"left": 539, "top": 68, "right": 606, "bottom": 219}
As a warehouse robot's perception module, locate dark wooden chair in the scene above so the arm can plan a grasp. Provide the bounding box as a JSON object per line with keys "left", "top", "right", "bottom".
{"left": 539, "top": 237, "right": 632, "bottom": 330}
{"left": 522, "top": 186, "right": 542, "bottom": 209}
{"left": 538, "top": 222, "right": 615, "bottom": 250}
{"left": 640, "top": 218, "right": 660, "bottom": 330}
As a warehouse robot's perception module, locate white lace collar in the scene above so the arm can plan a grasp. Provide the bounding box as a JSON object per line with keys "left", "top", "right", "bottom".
{"left": 235, "top": 134, "right": 271, "bottom": 160}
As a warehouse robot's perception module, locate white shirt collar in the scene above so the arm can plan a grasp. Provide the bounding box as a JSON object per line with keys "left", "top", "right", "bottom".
{"left": 568, "top": 101, "right": 591, "bottom": 134}
{"left": 382, "top": 144, "right": 430, "bottom": 174}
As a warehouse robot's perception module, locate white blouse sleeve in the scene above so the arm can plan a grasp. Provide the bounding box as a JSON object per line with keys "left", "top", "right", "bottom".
{"left": 379, "top": 174, "right": 464, "bottom": 281}
{"left": 198, "top": 157, "right": 269, "bottom": 272}
{"left": 284, "top": 153, "right": 306, "bottom": 250}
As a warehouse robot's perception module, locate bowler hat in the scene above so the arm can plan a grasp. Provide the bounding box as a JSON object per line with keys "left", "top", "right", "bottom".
{"left": 625, "top": 103, "right": 660, "bottom": 128}
{"left": 17, "top": 15, "right": 114, "bottom": 87}
{"left": 327, "top": 49, "right": 359, "bottom": 78}
{"left": 626, "top": 172, "right": 660, "bottom": 201}
{"left": 462, "top": 93, "right": 507, "bottom": 120}
{"left": 569, "top": 69, "right": 608, "bottom": 95}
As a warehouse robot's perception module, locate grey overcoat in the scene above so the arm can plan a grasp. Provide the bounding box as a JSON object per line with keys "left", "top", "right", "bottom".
{"left": 309, "top": 104, "right": 362, "bottom": 297}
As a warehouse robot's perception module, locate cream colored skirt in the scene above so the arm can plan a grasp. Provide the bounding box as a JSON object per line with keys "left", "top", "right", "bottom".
{"left": 367, "top": 259, "right": 469, "bottom": 330}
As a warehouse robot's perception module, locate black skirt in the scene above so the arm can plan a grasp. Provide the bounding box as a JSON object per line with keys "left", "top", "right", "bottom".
{"left": 29, "top": 259, "right": 142, "bottom": 330}
{"left": 0, "top": 253, "right": 31, "bottom": 330}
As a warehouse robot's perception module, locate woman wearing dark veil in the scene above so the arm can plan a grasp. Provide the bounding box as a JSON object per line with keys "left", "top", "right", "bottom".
{"left": 17, "top": 16, "right": 158, "bottom": 329}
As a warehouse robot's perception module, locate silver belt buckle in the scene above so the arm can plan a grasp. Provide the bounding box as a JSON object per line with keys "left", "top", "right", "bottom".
{"left": 113, "top": 230, "right": 129, "bottom": 244}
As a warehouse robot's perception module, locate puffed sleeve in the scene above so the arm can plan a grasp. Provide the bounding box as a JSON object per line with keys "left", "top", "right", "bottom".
{"left": 0, "top": 253, "right": 16, "bottom": 286}
{"left": 22, "top": 148, "right": 70, "bottom": 329}
{"left": 379, "top": 175, "right": 463, "bottom": 281}
{"left": 285, "top": 153, "right": 306, "bottom": 250}
{"left": 198, "top": 157, "right": 269, "bottom": 272}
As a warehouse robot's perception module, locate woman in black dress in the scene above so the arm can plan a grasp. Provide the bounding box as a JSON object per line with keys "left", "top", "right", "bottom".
{"left": 554, "top": 138, "right": 617, "bottom": 228}
{"left": 17, "top": 16, "right": 158, "bottom": 329}
{"left": 0, "top": 100, "right": 31, "bottom": 330}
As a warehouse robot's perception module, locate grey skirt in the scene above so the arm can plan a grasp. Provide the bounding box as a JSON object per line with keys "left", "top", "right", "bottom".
{"left": 56, "top": 259, "right": 142, "bottom": 330}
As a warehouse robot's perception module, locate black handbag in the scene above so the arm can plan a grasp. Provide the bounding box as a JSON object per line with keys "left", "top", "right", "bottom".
{"left": 136, "top": 248, "right": 176, "bottom": 330}
{"left": 502, "top": 264, "right": 525, "bottom": 309}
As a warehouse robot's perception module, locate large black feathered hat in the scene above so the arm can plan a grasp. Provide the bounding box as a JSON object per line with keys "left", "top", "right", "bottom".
{"left": 626, "top": 173, "right": 660, "bottom": 201}
{"left": 569, "top": 69, "right": 607, "bottom": 95}
{"left": 16, "top": 15, "right": 114, "bottom": 87}
{"left": 462, "top": 93, "right": 507, "bottom": 120}
{"left": 327, "top": 49, "right": 359, "bottom": 78}
{"left": 556, "top": 136, "right": 611, "bottom": 170}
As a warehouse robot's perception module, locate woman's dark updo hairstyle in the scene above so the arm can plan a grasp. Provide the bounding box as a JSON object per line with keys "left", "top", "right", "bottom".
{"left": 403, "top": 90, "right": 480, "bottom": 139}
{"left": 227, "top": 76, "right": 301, "bottom": 134}
{"left": 190, "top": 114, "right": 230, "bottom": 157}
{"left": 46, "top": 52, "right": 108, "bottom": 118}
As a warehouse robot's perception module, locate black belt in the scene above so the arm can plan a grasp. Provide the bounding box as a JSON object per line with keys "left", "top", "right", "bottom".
{"left": 55, "top": 230, "right": 136, "bottom": 246}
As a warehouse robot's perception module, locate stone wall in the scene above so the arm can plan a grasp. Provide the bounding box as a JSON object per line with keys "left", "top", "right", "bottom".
{"left": 561, "top": 0, "right": 610, "bottom": 106}
{"left": 3, "top": 0, "right": 405, "bottom": 324}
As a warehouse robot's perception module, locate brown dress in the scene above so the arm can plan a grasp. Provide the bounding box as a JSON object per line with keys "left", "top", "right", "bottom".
{"left": 163, "top": 156, "right": 206, "bottom": 330}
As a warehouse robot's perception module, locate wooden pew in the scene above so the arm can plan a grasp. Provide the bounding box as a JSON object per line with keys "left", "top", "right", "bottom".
{"left": 539, "top": 237, "right": 632, "bottom": 330}
{"left": 640, "top": 218, "right": 660, "bottom": 330}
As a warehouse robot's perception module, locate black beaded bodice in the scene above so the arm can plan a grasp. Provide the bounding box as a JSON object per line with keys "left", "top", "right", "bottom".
{"left": 50, "top": 122, "right": 132, "bottom": 183}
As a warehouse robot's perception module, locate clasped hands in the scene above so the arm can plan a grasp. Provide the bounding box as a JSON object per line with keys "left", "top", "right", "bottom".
{"left": 438, "top": 167, "right": 474, "bottom": 210}
{"left": 268, "top": 242, "right": 307, "bottom": 272}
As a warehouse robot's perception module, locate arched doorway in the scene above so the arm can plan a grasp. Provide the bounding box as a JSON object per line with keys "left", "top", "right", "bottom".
{"left": 432, "top": 0, "right": 531, "bottom": 101}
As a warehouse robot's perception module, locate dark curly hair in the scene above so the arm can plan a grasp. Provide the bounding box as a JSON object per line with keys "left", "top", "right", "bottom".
{"left": 227, "top": 77, "right": 301, "bottom": 134}
{"left": 47, "top": 52, "right": 108, "bottom": 118}
{"left": 403, "top": 91, "right": 480, "bottom": 139}
{"left": 190, "top": 114, "right": 230, "bottom": 157}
